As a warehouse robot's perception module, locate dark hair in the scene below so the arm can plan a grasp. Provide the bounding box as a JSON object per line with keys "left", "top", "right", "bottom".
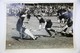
{"left": 46, "top": 19, "right": 51, "bottom": 22}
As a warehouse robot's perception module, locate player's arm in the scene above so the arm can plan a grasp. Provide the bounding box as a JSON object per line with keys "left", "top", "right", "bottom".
{"left": 43, "top": 21, "right": 47, "bottom": 28}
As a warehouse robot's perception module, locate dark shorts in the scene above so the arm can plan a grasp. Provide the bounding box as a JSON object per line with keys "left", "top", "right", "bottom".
{"left": 27, "top": 17, "right": 30, "bottom": 19}
{"left": 16, "top": 19, "right": 23, "bottom": 32}
{"left": 27, "top": 15, "right": 31, "bottom": 19}
{"left": 59, "top": 15, "right": 65, "bottom": 20}
{"left": 67, "top": 21, "right": 73, "bottom": 27}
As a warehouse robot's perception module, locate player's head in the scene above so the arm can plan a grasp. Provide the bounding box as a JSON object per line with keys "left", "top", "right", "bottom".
{"left": 46, "top": 19, "right": 51, "bottom": 22}
{"left": 38, "top": 15, "right": 42, "bottom": 19}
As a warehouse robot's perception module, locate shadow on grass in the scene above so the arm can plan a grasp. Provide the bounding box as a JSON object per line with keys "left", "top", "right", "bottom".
{"left": 35, "top": 35, "right": 50, "bottom": 37}
{"left": 57, "top": 32, "right": 73, "bottom": 37}
{"left": 11, "top": 36, "right": 34, "bottom": 41}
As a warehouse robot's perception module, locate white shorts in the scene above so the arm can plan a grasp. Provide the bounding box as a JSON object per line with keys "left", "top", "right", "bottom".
{"left": 24, "top": 29, "right": 36, "bottom": 40}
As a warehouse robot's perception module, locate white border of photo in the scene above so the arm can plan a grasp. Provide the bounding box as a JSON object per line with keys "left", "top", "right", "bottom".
{"left": 0, "top": 0, "right": 80, "bottom": 53}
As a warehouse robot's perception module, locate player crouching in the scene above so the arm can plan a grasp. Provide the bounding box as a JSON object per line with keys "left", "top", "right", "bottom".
{"left": 58, "top": 18, "right": 73, "bottom": 37}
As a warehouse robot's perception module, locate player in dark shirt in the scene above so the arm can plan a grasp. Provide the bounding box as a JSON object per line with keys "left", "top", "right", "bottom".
{"left": 45, "top": 19, "right": 56, "bottom": 37}
{"left": 63, "top": 8, "right": 72, "bottom": 23}
{"left": 35, "top": 15, "right": 45, "bottom": 30}
{"left": 16, "top": 9, "right": 26, "bottom": 39}
{"left": 38, "top": 16, "right": 45, "bottom": 29}
{"left": 19, "top": 9, "right": 26, "bottom": 22}
{"left": 57, "top": 8, "right": 66, "bottom": 24}
{"left": 26, "top": 13, "right": 31, "bottom": 23}
{"left": 59, "top": 18, "right": 73, "bottom": 37}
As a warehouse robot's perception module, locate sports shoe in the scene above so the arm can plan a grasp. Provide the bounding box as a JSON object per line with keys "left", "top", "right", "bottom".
{"left": 34, "top": 37, "right": 38, "bottom": 40}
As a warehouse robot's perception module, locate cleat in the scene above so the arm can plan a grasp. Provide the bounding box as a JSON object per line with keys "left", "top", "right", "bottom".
{"left": 34, "top": 37, "right": 38, "bottom": 40}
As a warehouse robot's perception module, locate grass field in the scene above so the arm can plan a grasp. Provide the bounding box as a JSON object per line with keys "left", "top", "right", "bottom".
{"left": 6, "top": 15, "right": 73, "bottom": 49}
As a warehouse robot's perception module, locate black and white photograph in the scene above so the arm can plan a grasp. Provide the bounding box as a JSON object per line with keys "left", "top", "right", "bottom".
{"left": 6, "top": 3, "right": 73, "bottom": 49}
